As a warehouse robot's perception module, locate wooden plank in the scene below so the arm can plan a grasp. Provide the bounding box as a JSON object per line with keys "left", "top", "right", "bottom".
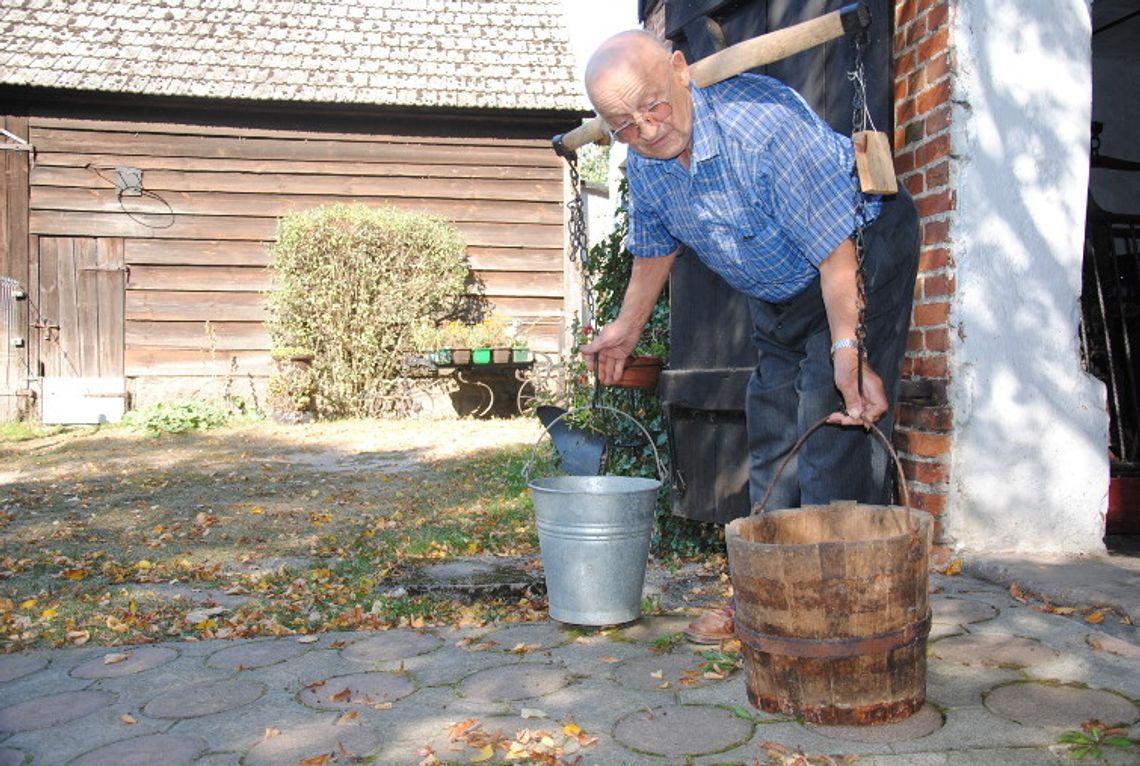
{"left": 126, "top": 239, "right": 272, "bottom": 266}
{"left": 473, "top": 271, "right": 564, "bottom": 299}
{"left": 32, "top": 165, "right": 560, "bottom": 202}
{"left": 125, "top": 346, "right": 273, "bottom": 377}
{"left": 126, "top": 290, "right": 268, "bottom": 322}
{"left": 30, "top": 126, "right": 558, "bottom": 168}
{"left": 55, "top": 239, "right": 81, "bottom": 378}
{"left": 77, "top": 263, "right": 100, "bottom": 376}
{"left": 97, "top": 269, "right": 125, "bottom": 376}
{"left": 31, "top": 185, "right": 563, "bottom": 225}
{"left": 33, "top": 116, "right": 567, "bottom": 149}
{"left": 95, "top": 237, "right": 124, "bottom": 270}
{"left": 30, "top": 210, "right": 563, "bottom": 249}
{"left": 125, "top": 320, "right": 268, "bottom": 350}
{"left": 482, "top": 296, "right": 564, "bottom": 318}
{"left": 40, "top": 153, "right": 562, "bottom": 181}
{"left": 465, "top": 248, "right": 563, "bottom": 272}
{"left": 127, "top": 265, "right": 272, "bottom": 292}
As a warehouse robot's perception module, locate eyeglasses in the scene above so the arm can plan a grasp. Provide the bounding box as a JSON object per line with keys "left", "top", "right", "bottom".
{"left": 607, "top": 100, "right": 673, "bottom": 143}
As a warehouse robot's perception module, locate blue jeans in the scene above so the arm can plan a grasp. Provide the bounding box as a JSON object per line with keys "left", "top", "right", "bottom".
{"left": 746, "top": 189, "right": 920, "bottom": 510}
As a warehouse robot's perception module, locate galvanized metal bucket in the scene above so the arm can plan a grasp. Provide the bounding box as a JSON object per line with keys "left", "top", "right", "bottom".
{"left": 526, "top": 406, "right": 664, "bottom": 626}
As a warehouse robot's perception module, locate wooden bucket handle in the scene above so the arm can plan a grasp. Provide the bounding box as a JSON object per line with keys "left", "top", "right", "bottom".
{"left": 753, "top": 415, "right": 915, "bottom": 535}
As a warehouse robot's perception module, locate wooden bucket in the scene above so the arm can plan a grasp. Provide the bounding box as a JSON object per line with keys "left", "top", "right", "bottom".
{"left": 726, "top": 419, "right": 933, "bottom": 725}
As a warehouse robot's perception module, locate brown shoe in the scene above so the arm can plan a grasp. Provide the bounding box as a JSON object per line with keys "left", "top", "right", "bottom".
{"left": 683, "top": 603, "right": 735, "bottom": 644}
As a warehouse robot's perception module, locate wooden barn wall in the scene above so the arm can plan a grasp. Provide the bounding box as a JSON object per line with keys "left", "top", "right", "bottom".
{"left": 24, "top": 115, "right": 568, "bottom": 390}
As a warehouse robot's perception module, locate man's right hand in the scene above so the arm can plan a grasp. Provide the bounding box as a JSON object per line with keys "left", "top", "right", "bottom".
{"left": 580, "top": 320, "right": 641, "bottom": 385}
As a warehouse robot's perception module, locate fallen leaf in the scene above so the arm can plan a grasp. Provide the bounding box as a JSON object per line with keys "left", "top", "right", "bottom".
{"left": 249, "top": 506, "right": 264, "bottom": 514}
{"left": 40, "top": 607, "right": 58, "bottom": 619}
{"left": 338, "top": 711, "right": 359, "bottom": 724}
{"left": 649, "top": 669, "right": 664, "bottom": 679}
{"left": 263, "top": 727, "right": 281, "bottom": 740}
{"left": 509, "top": 642, "right": 540, "bottom": 654}
{"left": 67, "top": 630, "right": 90, "bottom": 645}
{"left": 119, "top": 714, "right": 136, "bottom": 725}
{"left": 61, "top": 568, "right": 87, "bottom": 580}
{"left": 1085, "top": 611, "right": 1105, "bottom": 624}
{"left": 469, "top": 744, "right": 494, "bottom": 762}
{"left": 597, "top": 655, "right": 621, "bottom": 663}
{"left": 448, "top": 718, "right": 480, "bottom": 742}
{"left": 297, "top": 635, "right": 320, "bottom": 644}
{"left": 943, "top": 558, "right": 963, "bottom": 576}
{"left": 297, "top": 755, "right": 331, "bottom": 766}
{"left": 103, "top": 652, "right": 131, "bottom": 665}
{"left": 330, "top": 687, "right": 353, "bottom": 703}
{"left": 19, "top": 598, "right": 37, "bottom": 609}
{"left": 520, "top": 708, "right": 547, "bottom": 719}
{"left": 562, "top": 723, "right": 582, "bottom": 736}
{"left": 134, "top": 559, "right": 153, "bottom": 570}
{"left": 1009, "top": 583, "right": 1030, "bottom": 603}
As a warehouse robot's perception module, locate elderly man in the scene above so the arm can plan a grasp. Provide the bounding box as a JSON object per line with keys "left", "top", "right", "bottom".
{"left": 580, "top": 31, "right": 920, "bottom": 643}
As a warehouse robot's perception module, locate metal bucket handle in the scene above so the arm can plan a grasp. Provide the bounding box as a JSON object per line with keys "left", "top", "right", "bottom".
{"left": 524, "top": 405, "right": 667, "bottom": 485}
{"left": 753, "top": 414, "right": 915, "bottom": 535}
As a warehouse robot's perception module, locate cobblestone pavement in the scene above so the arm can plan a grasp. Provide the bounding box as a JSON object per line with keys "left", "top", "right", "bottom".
{"left": 2, "top": 561, "right": 1139, "bottom": 766}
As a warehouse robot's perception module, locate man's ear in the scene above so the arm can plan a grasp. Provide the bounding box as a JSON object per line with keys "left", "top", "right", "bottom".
{"left": 670, "top": 50, "right": 690, "bottom": 86}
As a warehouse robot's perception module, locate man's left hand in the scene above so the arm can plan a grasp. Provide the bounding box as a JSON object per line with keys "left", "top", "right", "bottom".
{"left": 827, "top": 347, "right": 888, "bottom": 428}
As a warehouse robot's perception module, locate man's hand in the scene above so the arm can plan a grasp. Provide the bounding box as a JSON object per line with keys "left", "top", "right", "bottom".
{"left": 580, "top": 320, "right": 641, "bottom": 385}
{"left": 827, "top": 346, "right": 889, "bottom": 427}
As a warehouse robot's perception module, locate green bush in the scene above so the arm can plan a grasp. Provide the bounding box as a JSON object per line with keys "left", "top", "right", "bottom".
{"left": 561, "top": 179, "right": 722, "bottom": 558}
{"left": 267, "top": 204, "right": 469, "bottom": 418}
{"left": 121, "top": 401, "right": 232, "bottom": 435}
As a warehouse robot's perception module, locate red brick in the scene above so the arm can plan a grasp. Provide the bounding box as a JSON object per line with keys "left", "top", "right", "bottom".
{"left": 904, "top": 173, "right": 925, "bottom": 196}
{"left": 901, "top": 356, "right": 915, "bottom": 377}
{"left": 921, "top": 273, "right": 955, "bottom": 297}
{"left": 926, "top": 1, "right": 951, "bottom": 32}
{"left": 897, "top": 402, "right": 953, "bottom": 432}
{"left": 908, "top": 67, "right": 926, "bottom": 97}
{"left": 924, "top": 327, "right": 950, "bottom": 352}
{"left": 925, "top": 105, "right": 952, "bottom": 136}
{"left": 925, "top": 51, "right": 951, "bottom": 83}
{"left": 907, "top": 329, "right": 924, "bottom": 352}
{"left": 916, "top": 133, "right": 951, "bottom": 167}
{"left": 893, "top": 148, "right": 916, "bottom": 175}
{"left": 922, "top": 219, "right": 950, "bottom": 245}
{"left": 912, "top": 490, "right": 947, "bottom": 516}
{"left": 904, "top": 120, "right": 925, "bottom": 145}
{"left": 919, "top": 246, "right": 952, "bottom": 271}
{"left": 916, "top": 189, "right": 955, "bottom": 218}
{"left": 918, "top": 25, "right": 950, "bottom": 61}
{"left": 913, "top": 300, "right": 950, "bottom": 326}
{"left": 900, "top": 456, "right": 948, "bottom": 485}
{"left": 911, "top": 354, "right": 949, "bottom": 379}
{"left": 894, "top": 78, "right": 909, "bottom": 102}
{"left": 917, "top": 0, "right": 946, "bottom": 13}
{"left": 897, "top": 0, "right": 917, "bottom": 27}
{"left": 898, "top": 429, "right": 952, "bottom": 458}
{"left": 896, "top": 49, "right": 918, "bottom": 76}
{"left": 906, "top": 16, "right": 928, "bottom": 47}
{"left": 925, "top": 159, "right": 950, "bottom": 189}
{"left": 896, "top": 98, "right": 917, "bottom": 125}
{"left": 916, "top": 79, "right": 953, "bottom": 115}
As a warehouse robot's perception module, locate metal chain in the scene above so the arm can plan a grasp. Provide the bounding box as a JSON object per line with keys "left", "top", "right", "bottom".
{"left": 565, "top": 155, "right": 597, "bottom": 328}
{"left": 848, "top": 32, "right": 871, "bottom": 396}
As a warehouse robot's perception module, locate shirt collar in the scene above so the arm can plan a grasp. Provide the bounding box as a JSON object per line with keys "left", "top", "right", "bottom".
{"left": 689, "top": 83, "right": 719, "bottom": 165}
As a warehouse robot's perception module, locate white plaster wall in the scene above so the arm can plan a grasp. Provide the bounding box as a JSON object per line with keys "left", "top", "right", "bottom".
{"left": 946, "top": 0, "right": 1109, "bottom": 553}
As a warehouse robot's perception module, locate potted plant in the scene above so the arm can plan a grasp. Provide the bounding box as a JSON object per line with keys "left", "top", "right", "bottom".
{"left": 441, "top": 321, "right": 471, "bottom": 364}
{"left": 506, "top": 318, "right": 531, "bottom": 363}
{"left": 412, "top": 324, "right": 450, "bottom": 366}
{"left": 615, "top": 338, "right": 667, "bottom": 390}
{"left": 467, "top": 320, "right": 499, "bottom": 364}
{"left": 268, "top": 346, "right": 318, "bottom": 423}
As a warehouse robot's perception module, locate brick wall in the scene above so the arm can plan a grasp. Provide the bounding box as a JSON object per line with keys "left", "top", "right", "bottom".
{"left": 892, "top": 0, "right": 955, "bottom": 541}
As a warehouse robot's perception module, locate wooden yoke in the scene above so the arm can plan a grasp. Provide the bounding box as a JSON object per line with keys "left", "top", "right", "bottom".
{"left": 552, "top": 1, "right": 871, "bottom": 157}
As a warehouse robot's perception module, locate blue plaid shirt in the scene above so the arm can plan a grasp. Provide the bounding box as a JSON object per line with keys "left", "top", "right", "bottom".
{"left": 627, "top": 74, "right": 881, "bottom": 303}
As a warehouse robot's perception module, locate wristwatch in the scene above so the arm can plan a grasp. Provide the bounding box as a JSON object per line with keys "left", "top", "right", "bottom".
{"left": 830, "top": 338, "right": 859, "bottom": 356}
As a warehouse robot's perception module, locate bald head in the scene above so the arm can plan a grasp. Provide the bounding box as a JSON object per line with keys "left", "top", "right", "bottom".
{"left": 584, "top": 30, "right": 672, "bottom": 106}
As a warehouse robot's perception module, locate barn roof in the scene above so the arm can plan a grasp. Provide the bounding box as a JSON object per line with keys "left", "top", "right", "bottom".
{"left": 0, "top": 0, "right": 589, "bottom": 112}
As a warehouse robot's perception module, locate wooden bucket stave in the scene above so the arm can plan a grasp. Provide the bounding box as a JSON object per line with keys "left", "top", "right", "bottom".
{"left": 727, "top": 419, "right": 933, "bottom": 725}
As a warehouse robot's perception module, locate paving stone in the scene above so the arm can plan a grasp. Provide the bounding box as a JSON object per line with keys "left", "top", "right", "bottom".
{"left": 0, "top": 690, "right": 115, "bottom": 732}
{"left": 70, "top": 647, "right": 179, "bottom": 679}
{"left": 612, "top": 704, "right": 754, "bottom": 758}
{"left": 205, "top": 639, "right": 311, "bottom": 669}
{"left": 299, "top": 671, "right": 416, "bottom": 710}
{"left": 242, "top": 721, "right": 382, "bottom": 766}
{"left": 808, "top": 704, "right": 943, "bottom": 743}
{"left": 984, "top": 682, "right": 1140, "bottom": 729}
{"left": 932, "top": 597, "right": 999, "bottom": 625}
{"left": 930, "top": 633, "right": 1059, "bottom": 668}
{"left": 0, "top": 654, "right": 48, "bottom": 684}
{"left": 383, "top": 642, "right": 510, "bottom": 688}
{"left": 68, "top": 732, "right": 207, "bottom": 766}
{"left": 457, "top": 662, "right": 573, "bottom": 701}
{"left": 1087, "top": 630, "right": 1140, "bottom": 659}
{"left": 614, "top": 613, "right": 695, "bottom": 642}
{"left": 480, "top": 621, "right": 573, "bottom": 651}
{"left": 925, "top": 659, "right": 1022, "bottom": 708}
{"left": 141, "top": 678, "right": 266, "bottom": 719}
{"left": 0, "top": 749, "right": 25, "bottom": 766}
{"left": 610, "top": 650, "right": 721, "bottom": 691}
{"left": 168, "top": 688, "right": 319, "bottom": 754}
{"left": 340, "top": 629, "right": 444, "bottom": 663}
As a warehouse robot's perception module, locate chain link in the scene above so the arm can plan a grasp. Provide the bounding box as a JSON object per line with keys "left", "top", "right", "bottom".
{"left": 848, "top": 32, "right": 871, "bottom": 396}
{"left": 564, "top": 155, "right": 598, "bottom": 330}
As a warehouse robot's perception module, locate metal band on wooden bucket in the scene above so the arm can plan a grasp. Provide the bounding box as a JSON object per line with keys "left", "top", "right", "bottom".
{"left": 734, "top": 611, "right": 931, "bottom": 660}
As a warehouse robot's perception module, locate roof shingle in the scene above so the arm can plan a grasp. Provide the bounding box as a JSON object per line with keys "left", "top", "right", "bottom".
{"left": 1, "top": 0, "right": 589, "bottom": 111}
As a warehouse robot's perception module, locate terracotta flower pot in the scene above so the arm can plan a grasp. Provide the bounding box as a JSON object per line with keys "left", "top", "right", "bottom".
{"left": 614, "top": 356, "right": 664, "bottom": 389}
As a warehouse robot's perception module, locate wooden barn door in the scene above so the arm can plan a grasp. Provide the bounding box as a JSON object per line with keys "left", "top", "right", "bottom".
{"left": 36, "top": 237, "right": 126, "bottom": 423}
